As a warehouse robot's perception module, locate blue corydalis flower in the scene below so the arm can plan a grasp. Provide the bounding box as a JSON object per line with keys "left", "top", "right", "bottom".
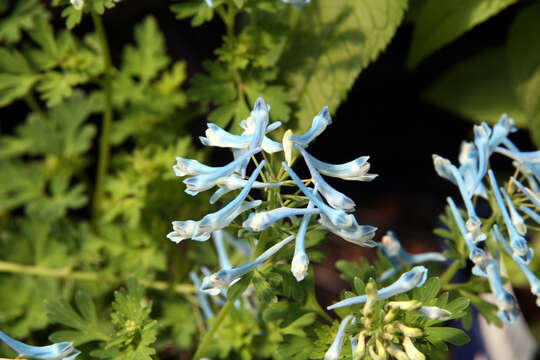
{"left": 304, "top": 152, "right": 377, "bottom": 182}
{"left": 282, "top": 0, "right": 311, "bottom": 8}
{"left": 503, "top": 139, "right": 540, "bottom": 185}
{"left": 470, "top": 123, "right": 491, "bottom": 197}
{"left": 289, "top": 106, "right": 332, "bottom": 146}
{"left": 488, "top": 170, "right": 532, "bottom": 264}
{"left": 484, "top": 258, "right": 520, "bottom": 324}
{"left": 200, "top": 235, "right": 295, "bottom": 295}
{"left": 319, "top": 214, "right": 378, "bottom": 247}
{"left": 520, "top": 206, "right": 540, "bottom": 225}
{"left": 243, "top": 207, "right": 321, "bottom": 232}
{"left": 501, "top": 186, "right": 527, "bottom": 235}
{"left": 459, "top": 141, "right": 488, "bottom": 198}
{"left": 282, "top": 161, "right": 353, "bottom": 228}
{"left": 492, "top": 225, "right": 540, "bottom": 306}
{"left": 213, "top": 230, "right": 232, "bottom": 270}
{"left": 324, "top": 315, "right": 355, "bottom": 360}
{"left": 291, "top": 188, "right": 317, "bottom": 281}
{"left": 0, "top": 330, "right": 80, "bottom": 360}
{"left": 327, "top": 266, "right": 428, "bottom": 310}
{"left": 183, "top": 147, "right": 260, "bottom": 196}
{"left": 379, "top": 231, "right": 445, "bottom": 281}
{"left": 199, "top": 123, "right": 283, "bottom": 154}
{"left": 210, "top": 175, "right": 282, "bottom": 204}
{"left": 296, "top": 144, "right": 356, "bottom": 210}
{"left": 489, "top": 114, "right": 516, "bottom": 149}
{"left": 189, "top": 272, "right": 214, "bottom": 319}
{"left": 512, "top": 177, "right": 540, "bottom": 209}
{"left": 173, "top": 157, "right": 218, "bottom": 177}
{"left": 167, "top": 161, "right": 265, "bottom": 242}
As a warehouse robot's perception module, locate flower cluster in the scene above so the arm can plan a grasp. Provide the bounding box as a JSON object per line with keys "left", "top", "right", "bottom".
{"left": 434, "top": 114, "right": 540, "bottom": 324}
{"left": 168, "top": 96, "right": 377, "bottom": 301}
{"left": 0, "top": 330, "right": 80, "bottom": 360}
{"left": 323, "top": 267, "right": 453, "bottom": 360}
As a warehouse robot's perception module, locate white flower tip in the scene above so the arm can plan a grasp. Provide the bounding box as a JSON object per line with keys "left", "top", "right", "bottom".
{"left": 71, "top": 0, "right": 84, "bottom": 10}
{"left": 323, "top": 350, "right": 339, "bottom": 360}
{"left": 417, "top": 306, "right": 452, "bottom": 320}
{"left": 381, "top": 231, "right": 401, "bottom": 255}
{"left": 291, "top": 252, "right": 309, "bottom": 281}
{"left": 283, "top": 129, "right": 294, "bottom": 166}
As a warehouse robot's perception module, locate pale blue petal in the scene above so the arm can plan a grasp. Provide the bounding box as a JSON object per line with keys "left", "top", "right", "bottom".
{"left": 470, "top": 123, "right": 491, "bottom": 196}
{"left": 289, "top": 106, "right": 332, "bottom": 146}
{"left": 297, "top": 144, "right": 356, "bottom": 210}
{"left": 200, "top": 235, "right": 294, "bottom": 294}
{"left": 243, "top": 207, "right": 321, "bottom": 232}
{"left": 501, "top": 186, "right": 527, "bottom": 235}
{"left": 319, "top": 214, "right": 377, "bottom": 247}
{"left": 190, "top": 272, "right": 214, "bottom": 319}
{"left": 210, "top": 175, "right": 282, "bottom": 204}
{"left": 489, "top": 114, "right": 516, "bottom": 149}
{"left": 324, "top": 315, "right": 354, "bottom": 360}
{"left": 327, "top": 266, "right": 428, "bottom": 310}
{"left": 512, "top": 177, "right": 540, "bottom": 209}
{"left": 213, "top": 231, "right": 232, "bottom": 270}
{"left": 173, "top": 157, "right": 217, "bottom": 177}
{"left": 485, "top": 259, "right": 519, "bottom": 324}
{"left": 520, "top": 206, "right": 540, "bottom": 225}
{"left": 0, "top": 330, "right": 76, "bottom": 359}
{"left": 282, "top": 161, "right": 353, "bottom": 228}
{"left": 305, "top": 152, "right": 376, "bottom": 181}
{"left": 292, "top": 187, "right": 317, "bottom": 281}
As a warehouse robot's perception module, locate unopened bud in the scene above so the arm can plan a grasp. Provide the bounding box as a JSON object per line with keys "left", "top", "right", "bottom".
{"left": 352, "top": 331, "right": 366, "bottom": 360}
{"left": 386, "top": 300, "right": 422, "bottom": 311}
{"left": 403, "top": 336, "right": 425, "bottom": 360}
{"left": 386, "top": 344, "right": 409, "bottom": 360}
{"left": 397, "top": 323, "right": 423, "bottom": 338}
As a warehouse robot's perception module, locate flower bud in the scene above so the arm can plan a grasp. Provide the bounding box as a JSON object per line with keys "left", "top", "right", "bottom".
{"left": 403, "top": 336, "right": 425, "bottom": 360}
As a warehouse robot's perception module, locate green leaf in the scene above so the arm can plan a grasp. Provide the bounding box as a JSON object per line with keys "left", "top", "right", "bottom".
{"left": 408, "top": 0, "right": 518, "bottom": 68}
{"left": 0, "top": 48, "right": 39, "bottom": 106}
{"left": 123, "top": 16, "right": 169, "bottom": 82}
{"left": 0, "top": 0, "right": 46, "bottom": 44}
{"left": 425, "top": 49, "right": 526, "bottom": 127}
{"left": 170, "top": 1, "right": 215, "bottom": 27}
{"left": 279, "top": 0, "right": 407, "bottom": 132}
{"left": 505, "top": 3, "right": 540, "bottom": 147}
{"left": 227, "top": 272, "right": 253, "bottom": 301}
{"left": 46, "top": 292, "right": 109, "bottom": 345}
{"left": 425, "top": 326, "right": 471, "bottom": 346}
{"left": 61, "top": 5, "right": 83, "bottom": 29}
{"left": 253, "top": 270, "right": 277, "bottom": 303}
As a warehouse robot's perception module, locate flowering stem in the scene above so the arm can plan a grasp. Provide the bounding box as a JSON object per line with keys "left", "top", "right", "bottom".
{"left": 193, "top": 300, "right": 235, "bottom": 360}
{"left": 91, "top": 11, "right": 114, "bottom": 224}
{"left": 440, "top": 260, "right": 462, "bottom": 286}
{"left": 0, "top": 260, "right": 195, "bottom": 294}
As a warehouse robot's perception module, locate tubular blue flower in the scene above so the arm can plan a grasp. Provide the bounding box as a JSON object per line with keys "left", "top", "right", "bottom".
{"left": 282, "top": 161, "right": 353, "bottom": 228}
{"left": 296, "top": 144, "right": 356, "bottom": 210}
{"left": 200, "top": 235, "right": 295, "bottom": 295}
{"left": 494, "top": 147, "right": 540, "bottom": 164}
{"left": 458, "top": 141, "right": 488, "bottom": 198}
{"left": 189, "top": 272, "right": 214, "bottom": 319}
{"left": 281, "top": 0, "right": 311, "bottom": 8}
{"left": 447, "top": 197, "right": 487, "bottom": 271}
{"left": 492, "top": 225, "right": 540, "bottom": 306}
{"left": 433, "top": 155, "right": 477, "bottom": 216}
{"left": 0, "top": 330, "right": 80, "bottom": 360}
{"left": 520, "top": 206, "right": 540, "bottom": 225}
{"left": 210, "top": 175, "right": 282, "bottom": 204}
{"left": 324, "top": 315, "right": 355, "bottom": 360}
{"left": 173, "top": 157, "right": 217, "bottom": 177}
{"left": 301, "top": 152, "right": 376, "bottom": 182}
{"left": 291, "top": 186, "right": 317, "bottom": 281}
{"left": 470, "top": 123, "right": 491, "bottom": 196}
{"left": 512, "top": 177, "right": 540, "bottom": 209}
{"left": 484, "top": 258, "right": 520, "bottom": 324}
{"left": 502, "top": 139, "right": 540, "bottom": 184}
{"left": 319, "top": 213, "right": 378, "bottom": 247}
{"left": 167, "top": 161, "right": 265, "bottom": 242}
{"left": 242, "top": 207, "right": 321, "bottom": 232}
{"left": 289, "top": 106, "right": 332, "bottom": 146}
{"left": 378, "top": 231, "right": 446, "bottom": 281}
{"left": 327, "top": 266, "right": 428, "bottom": 310}
{"left": 501, "top": 186, "right": 527, "bottom": 235}
{"left": 183, "top": 147, "right": 260, "bottom": 196}
{"left": 489, "top": 114, "right": 516, "bottom": 149}
{"left": 415, "top": 306, "right": 452, "bottom": 320}
{"left": 199, "top": 123, "right": 283, "bottom": 154}
{"left": 488, "top": 170, "right": 532, "bottom": 264}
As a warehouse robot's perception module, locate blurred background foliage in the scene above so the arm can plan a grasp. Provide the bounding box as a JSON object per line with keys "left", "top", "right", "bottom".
{"left": 0, "top": 0, "right": 539, "bottom": 359}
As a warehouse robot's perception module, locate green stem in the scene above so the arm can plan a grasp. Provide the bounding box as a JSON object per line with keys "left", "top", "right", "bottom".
{"left": 193, "top": 301, "right": 234, "bottom": 360}
{"left": 440, "top": 260, "right": 462, "bottom": 287}
{"left": 91, "top": 11, "right": 114, "bottom": 224}
{"left": 0, "top": 260, "right": 195, "bottom": 295}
